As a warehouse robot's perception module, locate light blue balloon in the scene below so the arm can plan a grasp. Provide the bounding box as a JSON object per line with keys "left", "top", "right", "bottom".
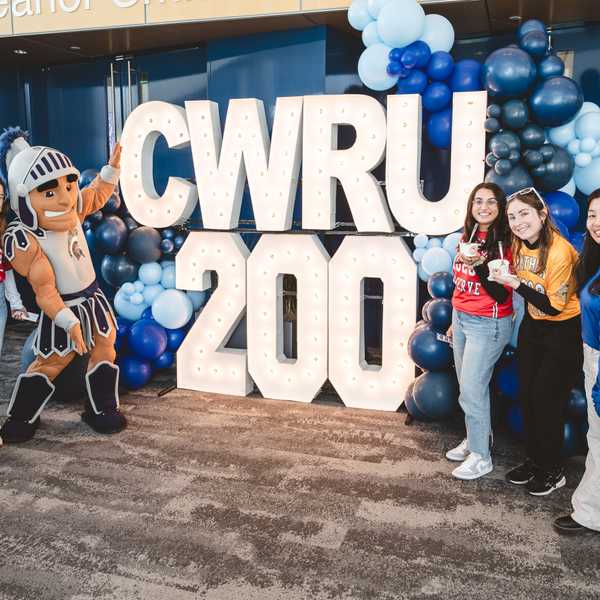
{"left": 418, "top": 13, "right": 455, "bottom": 53}
{"left": 427, "top": 237, "right": 443, "bottom": 249}
{"left": 577, "top": 101, "right": 600, "bottom": 119}
{"left": 421, "top": 247, "right": 452, "bottom": 276}
{"left": 121, "top": 282, "right": 135, "bottom": 296}
{"left": 548, "top": 120, "right": 576, "bottom": 147}
{"left": 358, "top": 43, "right": 399, "bottom": 91}
{"left": 442, "top": 232, "right": 462, "bottom": 258}
{"left": 580, "top": 137, "right": 596, "bottom": 153}
{"left": 114, "top": 288, "right": 148, "bottom": 321}
{"left": 559, "top": 178, "right": 576, "bottom": 195}
{"left": 575, "top": 111, "right": 600, "bottom": 140}
{"left": 134, "top": 280, "right": 145, "bottom": 293}
{"left": 413, "top": 248, "right": 426, "bottom": 262}
{"left": 377, "top": 0, "right": 425, "bottom": 48}
{"left": 592, "top": 144, "right": 600, "bottom": 158}
{"left": 348, "top": 0, "right": 373, "bottom": 31}
{"left": 414, "top": 233, "right": 429, "bottom": 248}
{"left": 138, "top": 262, "right": 162, "bottom": 286}
{"left": 418, "top": 262, "right": 430, "bottom": 282}
{"left": 161, "top": 265, "right": 176, "bottom": 289}
{"left": 567, "top": 139, "right": 581, "bottom": 156}
{"left": 362, "top": 20, "right": 382, "bottom": 47}
{"left": 143, "top": 283, "right": 165, "bottom": 306}
{"left": 576, "top": 153, "right": 592, "bottom": 168}
{"left": 131, "top": 292, "right": 144, "bottom": 305}
{"left": 574, "top": 158, "right": 600, "bottom": 195}
{"left": 160, "top": 260, "right": 175, "bottom": 269}
{"left": 186, "top": 290, "right": 208, "bottom": 311}
{"left": 367, "top": 0, "right": 393, "bottom": 18}
{"left": 152, "top": 289, "right": 194, "bottom": 330}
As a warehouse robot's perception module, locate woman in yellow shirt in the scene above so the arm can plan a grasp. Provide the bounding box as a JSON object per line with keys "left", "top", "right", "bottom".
{"left": 489, "top": 187, "right": 582, "bottom": 496}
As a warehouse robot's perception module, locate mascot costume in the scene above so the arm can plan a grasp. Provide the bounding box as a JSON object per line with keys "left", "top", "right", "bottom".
{"left": 0, "top": 128, "right": 126, "bottom": 444}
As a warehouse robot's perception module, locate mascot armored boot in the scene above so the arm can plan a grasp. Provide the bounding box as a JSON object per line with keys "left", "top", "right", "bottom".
{"left": 0, "top": 128, "right": 127, "bottom": 443}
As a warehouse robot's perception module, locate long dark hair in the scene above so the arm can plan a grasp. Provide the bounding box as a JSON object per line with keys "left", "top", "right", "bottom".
{"left": 0, "top": 178, "right": 7, "bottom": 238}
{"left": 463, "top": 182, "right": 510, "bottom": 260}
{"left": 507, "top": 188, "right": 559, "bottom": 274}
{"left": 575, "top": 188, "right": 600, "bottom": 296}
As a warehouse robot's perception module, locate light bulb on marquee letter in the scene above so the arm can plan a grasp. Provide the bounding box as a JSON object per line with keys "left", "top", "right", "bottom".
{"left": 386, "top": 91, "right": 487, "bottom": 235}
{"left": 303, "top": 95, "right": 393, "bottom": 233}
{"left": 247, "top": 234, "right": 329, "bottom": 403}
{"left": 186, "top": 97, "right": 303, "bottom": 230}
{"left": 176, "top": 232, "right": 252, "bottom": 396}
{"left": 329, "top": 236, "right": 417, "bottom": 411}
{"left": 120, "top": 101, "right": 198, "bottom": 228}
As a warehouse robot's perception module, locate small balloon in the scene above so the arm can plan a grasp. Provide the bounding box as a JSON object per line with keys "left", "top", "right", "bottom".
{"left": 485, "top": 118, "right": 501, "bottom": 133}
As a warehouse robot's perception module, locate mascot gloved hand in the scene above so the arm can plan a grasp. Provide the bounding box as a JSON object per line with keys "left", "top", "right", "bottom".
{"left": 0, "top": 128, "right": 127, "bottom": 444}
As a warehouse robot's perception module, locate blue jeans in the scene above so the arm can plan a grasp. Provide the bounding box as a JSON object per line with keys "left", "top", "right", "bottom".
{"left": 0, "top": 282, "right": 6, "bottom": 360}
{"left": 20, "top": 329, "right": 37, "bottom": 373}
{"left": 452, "top": 310, "right": 513, "bottom": 458}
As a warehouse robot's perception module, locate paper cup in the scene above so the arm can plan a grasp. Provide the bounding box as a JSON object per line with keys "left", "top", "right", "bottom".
{"left": 487, "top": 258, "right": 510, "bottom": 278}
{"left": 459, "top": 242, "right": 480, "bottom": 258}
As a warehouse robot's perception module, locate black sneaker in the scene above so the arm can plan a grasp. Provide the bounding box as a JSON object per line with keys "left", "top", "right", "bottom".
{"left": 527, "top": 469, "right": 566, "bottom": 496}
{"left": 505, "top": 459, "right": 538, "bottom": 485}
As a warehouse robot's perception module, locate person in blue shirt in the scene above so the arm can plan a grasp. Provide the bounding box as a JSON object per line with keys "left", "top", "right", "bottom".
{"left": 554, "top": 189, "right": 600, "bottom": 535}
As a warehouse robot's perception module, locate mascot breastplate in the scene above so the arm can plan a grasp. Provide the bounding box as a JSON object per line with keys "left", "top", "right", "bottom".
{"left": 37, "top": 223, "right": 96, "bottom": 295}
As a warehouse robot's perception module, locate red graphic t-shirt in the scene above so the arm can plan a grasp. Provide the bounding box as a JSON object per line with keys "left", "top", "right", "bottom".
{"left": 0, "top": 249, "right": 11, "bottom": 284}
{"left": 451, "top": 230, "right": 513, "bottom": 318}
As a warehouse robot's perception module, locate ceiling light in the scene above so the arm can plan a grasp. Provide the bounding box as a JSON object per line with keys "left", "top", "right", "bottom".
{"left": 69, "top": 45, "right": 81, "bottom": 51}
{"left": 509, "top": 15, "right": 522, "bottom": 21}
{"left": 13, "top": 49, "right": 28, "bottom": 55}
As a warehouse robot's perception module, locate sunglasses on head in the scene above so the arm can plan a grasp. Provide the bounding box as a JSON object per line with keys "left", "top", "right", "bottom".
{"left": 507, "top": 187, "right": 546, "bottom": 207}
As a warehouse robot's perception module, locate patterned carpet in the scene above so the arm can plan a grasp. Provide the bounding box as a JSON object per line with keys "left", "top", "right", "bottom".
{"left": 1, "top": 321, "right": 599, "bottom": 600}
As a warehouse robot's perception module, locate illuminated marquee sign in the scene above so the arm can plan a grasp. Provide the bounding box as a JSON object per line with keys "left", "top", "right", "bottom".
{"left": 120, "top": 92, "right": 487, "bottom": 411}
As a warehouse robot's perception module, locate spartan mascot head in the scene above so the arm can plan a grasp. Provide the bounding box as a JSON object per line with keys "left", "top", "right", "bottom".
{"left": 0, "top": 127, "right": 82, "bottom": 231}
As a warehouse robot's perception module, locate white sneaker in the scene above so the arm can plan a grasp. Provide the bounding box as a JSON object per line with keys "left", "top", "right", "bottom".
{"left": 446, "top": 439, "right": 469, "bottom": 462}
{"left": 452, "top": 452, "right": 493, "bottom": 480}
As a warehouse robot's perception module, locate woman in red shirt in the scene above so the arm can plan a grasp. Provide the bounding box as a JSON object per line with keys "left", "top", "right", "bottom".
{"left": 446, "top": 182, "right": 513, "bottom": 480}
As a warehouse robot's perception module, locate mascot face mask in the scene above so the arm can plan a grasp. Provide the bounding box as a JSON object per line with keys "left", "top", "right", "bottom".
{"left": 29, "top": 173, "right": 80, "bottom": 232}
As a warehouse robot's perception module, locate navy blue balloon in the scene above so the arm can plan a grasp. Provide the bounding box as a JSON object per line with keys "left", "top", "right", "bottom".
{"left": 538, "top": 54, "right": 564, "bottom": 79}
{"left": 517, "top": 19, "right": 546, "bottom": 41}
{"left": 567, "top": 387, "right": 587, "bottom": 419}
{"left": 449, "top": 59, "right": 481, "bottom": 92}
{"left": 174, "top": 234, "right": 186, "bottom": 250}
{"left": 508, "top": 149, "right": 521, "bottom": 165}
{"left": 490, "top": 131, "right": 520, "bottom": 156}
{"left": 116, "top": 317, "right": 132, "bottom": 339}
{"left": 404, "top": 380, "right": 427, "bottom": 420}
{"left": 166, "top": 327, "right": 187, "bottom": 352}
{"left": 501, "top": 99, "right": 529, "bottom": 130}
{"left": 485, "top": 164, "right": 534, "bottom": 196}
{"left": 95, "top": 215, "right": 128, "bottom": 255}
{"left": 161, "top": 228, "right": 176, "bottom": 240}
{"left": 506, "top": 403, "right": 524, "bottom": 439}
{"left": 396, "top": 69, "right": 428, "bottom": 94}
{"left": 422, "top": 82, "right": 452, "bottom": 113}
{"left": 519, "top": 124, "right": 545, "bottom": 149}
{"left": 486, "top": 153, "right": 498, "bottom": 167}
{"left": 492, "top": 142, "right": 510, "bottom": 159}
{"left": 101, "top": 254, "right": 138, "bottom": 288}
{"left": 128, "top": 318, "right": 168, "bottom": 361}
{"left": 160, "top": 238, "right": 175, "bottom": 254}
{"left": 545, "top": 191, "right": 580, "bottom": 228}
{"left": 494, "top": 159, "right": 513, "bottom": 176}
{"left": 533, "top": 146, "right": 574, "bottom": 191}
{"left": 389, "top": 47, "right": 404, "bottom": 63}
{"left": 425, "top": 298, "right": 452, "bottom": 332}
{"left": 484, "top": 118, "right": 501, "bottom": 133}
{"left": 529, "top": 76, "right": 583, "bottom": 127}
{"left": 482, "top": 47, "right": 537, "bottom": 98}
{"left": 79, "top": 168, "right": 98, "bottom": 189}
{"left": 408, "top": 327, "right": 453, "bottom": 371}
{"left": 487, "top": 104, "right": 502, "bottom": 119}
{"left": 562, "top": 420, "right": 580, "bottom": 457}
{"left": 412, "top": 371, "right": 459, "bottom": 421}
{"left": 124, "top": 217, "right": 138, "bottom": 231}
{"left": 497, "top": 359, "right": 519, "bottom": 400}
{"left": 427, "top": 272, "right": 454, "bottom": 299}
{"left": 551, "top": 216, "right": 570, "bottom": 239}
{"left": 141, "top": 306, "right": 154, "bottom": 320}
{"left": 539, "top": 144, "right": 555, "bottom": 162}
{"left": 524, "top": 149, "right": 543, "bottom": 168}
{"left": 426, "top": 108, "right": 452, "bottom": 149}
{"left": 119, "top": 356, "right": 152, "bottom": 390}
{"left": 387, "top": 61, "right": 405, "bottom": 77}
{"left": 89, "top": 211, "right": 104, "bottom": 224}
{"left": 127, "top": 226, "right": 162, "bottom": 263}
{"left": 153, "top": 351, "right": 174, "bottom": 371}
{"left": 519, "top": 30, "right": 548, "bottom": 61}
{"left": 102, "top": 193, "right": 122, "bottom": 214}
{"left": 421, "top": 299, "right": 435, "bottom": 321}
{"left": 426, "top": 51, "right": 454, "bottom": 81}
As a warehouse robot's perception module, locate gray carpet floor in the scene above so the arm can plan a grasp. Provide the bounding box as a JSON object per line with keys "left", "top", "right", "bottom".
{"left": 1, "top": 322, "right": 599, "bottom": 600}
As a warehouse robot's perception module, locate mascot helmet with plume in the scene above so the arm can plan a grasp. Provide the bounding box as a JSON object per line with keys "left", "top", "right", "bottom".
{"left": 0, "top": 127, "right": 82, "bottom": 230}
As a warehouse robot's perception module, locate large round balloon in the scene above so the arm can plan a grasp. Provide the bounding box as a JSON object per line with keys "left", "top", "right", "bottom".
{"left": 113, "top": 287, "right": 148, "bottom": 321}
{"left": 449, "top": 59, "right": 481, "bottom": 92}
{"left": 396, "top": 69, "right": 428, "bottom": 94}
{"left": 412, "top": 371, "right": 459, "bottom": 421}
{"left": 128, "top": 318, "right": 168, "bottom": 361}
{"left": 119, "top": 356, "right": 152, "bottom": 390}
{"left": 138, "top": 262, "right": 163, "bottom": 286}
{"left": 404, "top": 380, "right": 427, "bottom": 420}
{"left": 425, "top": 298, "right": 452, "bottom": 332}
{"left": 418, "top": 13, "right": 454, "bottom": 53}
{"left": 532, "top": 146, "right": 574, "bottom": 192}
{"left": 101, "top": 254, "right": 139, "bottom": 288}
{"left": 427, "top": 271, "right": 454, "bottom": 299}
{"left": 482, "top": 47, "right": 537, "bottom": 98}
{"left": 519, "top": 124, "right": 545, "bottom": 149}
{"left": 377, "top": 0, "right": 425, "bottom": 49}
{"left": 421, "top": 246, "right": 452, "bottom": 276}
{"left": 538, "top": 54, "right": 565, "bottom": 79}
{"left": 166, "top": 327, "right": 188, "bottom": 352}
{"left": 422, "top": 82, "right": 452, "bottom": 113}
{"left": 358, "top": 43, "right": 398, "bottom": 91}
{"left": 403, "top": 40, "right": 431, "bottom": 68}
{"left": 95, "top": 215, "right": 128, "bottom": 255}
{"left": 575, "top": 158, "right": 600, "bottom": 195}
{"left": 490, "top": 130, "right": 521, "bottom": 155}
{"left": 367, "top": 0, "right": 392, "bottom": 19}
{"left": 426, "top": 108, "right": 452, "bottom": 149}
{"left": 544, "top": 191, "right": 580, "bottom": 228}
{"left": 575, "top": 111, "right": 600, "bottom": 141}
{"left": 408, "top": 327, "right": 453, "bottom": 371}
{"left": 152, "top": 289, "right": 194, "bottom": 330}
{"left": 127, "top": 226, "right": 162, "bottom": 264}
{"left": 519, "top": 30, "right": 548, "bottom": 61}
{"left": 426, "top": 51, "right": 454, "bottom": 81}
{"left": 153, "top": 351, "right": 175, "bottom": 371}
{"left": 501, "top": 99, "right": 529, "bottom": 130}
{"left": 529, "top": 76, "right": 584, "bottom": 127}
{"left": 485, "top": 164, "right": 534, "bottom": 196}
{"left": 517, "top": 19, "right": 546, "bottom": 41}
{"left": 348, "top": 0, "right": 373, "bottom": 30}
